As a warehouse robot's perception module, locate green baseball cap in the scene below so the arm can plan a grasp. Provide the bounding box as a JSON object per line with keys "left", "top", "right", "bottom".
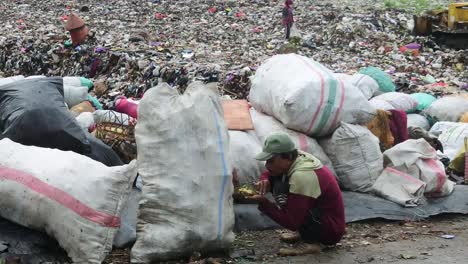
{"left": 255, "top": 133, "right": 296, "bottom": 161}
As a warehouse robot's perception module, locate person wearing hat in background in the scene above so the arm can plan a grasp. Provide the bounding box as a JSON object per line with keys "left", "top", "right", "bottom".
{"left": 252, "top": 132, "right": 345, "bottom": 256}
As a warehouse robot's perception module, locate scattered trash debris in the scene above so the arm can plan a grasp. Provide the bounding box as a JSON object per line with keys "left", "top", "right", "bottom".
{"left": 440, "top": 234, "right": 455, "bottom": 239}
{"left": 399, "top": 254, "right": 417, "bottom": 259}
{"left": 0, "top": 0, "right": 465, "bottom": 100}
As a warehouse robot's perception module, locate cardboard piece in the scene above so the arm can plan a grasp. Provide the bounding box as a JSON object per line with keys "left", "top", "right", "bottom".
{"left": 222, "top": 100, "right": 254, "bottom": 131}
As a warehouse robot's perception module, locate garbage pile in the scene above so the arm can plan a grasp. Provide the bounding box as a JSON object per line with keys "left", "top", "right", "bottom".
{"left": 0, "top": 0, "right": 466, "bottom": 100}
{"left": 0, "top": 48, "right": 466, "bottom": 264}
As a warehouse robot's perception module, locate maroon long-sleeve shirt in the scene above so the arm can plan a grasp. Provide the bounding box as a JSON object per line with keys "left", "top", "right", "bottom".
{"left": 258, "top": 165, "right": 345, "bottom": 245}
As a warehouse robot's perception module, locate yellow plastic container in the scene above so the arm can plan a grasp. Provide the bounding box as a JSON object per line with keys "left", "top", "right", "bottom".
{"left": 448, "top": 3, "right": 468, "bottom": 29}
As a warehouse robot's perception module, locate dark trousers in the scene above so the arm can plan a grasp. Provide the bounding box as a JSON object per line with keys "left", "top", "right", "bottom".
{"left": 271, "top": 176, "right": 323, "bottom": 243}
{"left": 299, "top": 208, "right": 323, "bottom": 243}
{"left": 285, "top": 24, "right": 291, "bottom": 39}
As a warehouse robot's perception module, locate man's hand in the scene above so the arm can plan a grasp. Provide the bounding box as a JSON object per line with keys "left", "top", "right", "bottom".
{"left": 255, "top": 180, "right": 271, "bottom": 196}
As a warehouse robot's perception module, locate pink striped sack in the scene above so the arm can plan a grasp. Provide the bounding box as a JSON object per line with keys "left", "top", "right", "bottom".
{"left": 0, "top": 139, "right": 137, "bottom": 263}
{"left": 372, "top": 167, "right": 426, "bottom": 207}
{"left": 249, "top": 54, "right": 376, "bottom": 137}
{"left": 382, "top": 138, "right": 455, "bottom": 197}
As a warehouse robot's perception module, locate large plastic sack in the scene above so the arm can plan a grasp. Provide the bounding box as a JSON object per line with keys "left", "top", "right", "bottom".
{"left": 410, "top": 93, "right": 436, "bottom": 112}
{"left": 0, "top": 77, "right": 90, "bottom": 154}
{"left": 383, "top": 139, "right": 455, "bottom": 196}
{"left": 63, "top": 84, "right": 88, "bottom": 108}
{"left": 370, "top": 92, "right": 418, "bottom": 112}
{"left": 319, "top": 122, "right": 383, "bottom": 192}
{"left": 334, "top": 73, "right": 378, "bottom": 100}
{"left": 407, "top": 114, "right": 430, "bottom": 130}
{"left": 25, "top": 75, "right": 46, "bottom": 80}
{"left": 0, "top": 75, "right": 25, "bottom": 86}
{"left": 249, "top": 54, "right": 376, "bottom": 137}
{"left": 436, "top": 123, "right": 468, "bottom": 160}
{"left": 63, "top": 76, "right": 94, "bottom": 89}
{"left": 429, "top": 121, "right": 460, "bottom": 136}
{"left": 367, "top": 99, "right": 395, "bottom": 110}
{"left": 372, "top": 167, "right": 426, "bottom": 207}
{"left": 0, "top": 138, "right": 137, "bottom": 263}
{"left": 359, "top": 66, "right": 396, "bottom": 95}
{"left": 423, "top": 96, "right": 468, "bottom": 122}
{"left": 250, "top": 108, "right": 335, "bottom": 174}
{"left": 229, "top": 130, "right": 265, "bottom": 185}
{"left": 132, "top": 82, "right": 234, "bottom": 262}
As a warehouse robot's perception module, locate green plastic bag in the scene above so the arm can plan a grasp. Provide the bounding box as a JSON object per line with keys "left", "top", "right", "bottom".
{"left": 87, "top": 94, "right": 103, "bottom": 110}
{"left": 359, "top": 66, "right": 396, "bottom": 93}
{"left": 410, "top": 93, "right": 436, "bottom": 112}
{"left": 79, "top": 77, "right": 94, "bottom": 89}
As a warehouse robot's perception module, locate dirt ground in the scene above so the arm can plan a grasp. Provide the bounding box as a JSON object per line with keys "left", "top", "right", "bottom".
{"left": 104, "top": 214, "right": 468, "bottom": 264}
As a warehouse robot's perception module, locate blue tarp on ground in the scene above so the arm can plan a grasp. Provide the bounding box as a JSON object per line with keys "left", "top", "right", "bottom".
{"left": 235, "top": 185, "right": 468, "bottom": 231}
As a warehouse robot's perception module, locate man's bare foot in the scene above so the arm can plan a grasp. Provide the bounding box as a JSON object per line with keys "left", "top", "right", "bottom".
{"left": 280, "top": 231, "right": 301, "bottom": 244}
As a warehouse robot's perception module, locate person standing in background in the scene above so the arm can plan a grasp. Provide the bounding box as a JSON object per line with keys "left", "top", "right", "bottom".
{"left": 282, "top": 0, "right": 294, "bottom": 39}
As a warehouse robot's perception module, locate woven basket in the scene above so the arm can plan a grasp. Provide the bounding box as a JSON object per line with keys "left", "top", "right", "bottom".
{"left": 95, "top": 121, "right": 136, "bottom": 163}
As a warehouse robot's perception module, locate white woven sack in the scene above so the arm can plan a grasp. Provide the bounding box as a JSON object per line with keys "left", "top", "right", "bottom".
{"left": 0, "top": 138, "right": 137, "bottom": 263}
{"left": 229, "top": 130, "right": 265, "bottom": 185}
{"left": 370, "top": 92, "right": 418, "bottom": 112}
{"left": 383, "top": 139, "right": 455, "bottom": 196}
{"left": 436, "top": 123, "right": 468, "bottom": 160}
{"left": 424, "top": 96, "right": 468, "bottom": 122}
{"left": 132, "top": 82, "right": 234, "bottom": 262}
{"left": 319, "top": 122, "right": 383, "bottom": 192}
{"left": 250, "top": 108, "right": 335, "bottom": 174}
{"left": 407, "top": 114, "right": 430, "bottom": 130}
{"left": 250, "top": 54, "right": 375, "bottom": 137}
{"left": 334, "top": 73, "right": 378, "bottom": 100}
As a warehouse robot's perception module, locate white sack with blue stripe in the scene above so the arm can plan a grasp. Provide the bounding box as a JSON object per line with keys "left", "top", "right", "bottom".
{"left": 132, "top": 81, "right": 235, "bottom": 262}
{"left": 250, "top": 54, "right": 376, "bottom": 137}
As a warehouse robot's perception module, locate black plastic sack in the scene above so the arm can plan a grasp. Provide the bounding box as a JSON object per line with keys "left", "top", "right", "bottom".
{"left": 85, "top": 133, "right": 124, "bottom": 167}
{"left": 0, "top": 77, "right": 91, "bottom": 154}
{"left": 0, "top": 77, "right": 123, "bottom": 167}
